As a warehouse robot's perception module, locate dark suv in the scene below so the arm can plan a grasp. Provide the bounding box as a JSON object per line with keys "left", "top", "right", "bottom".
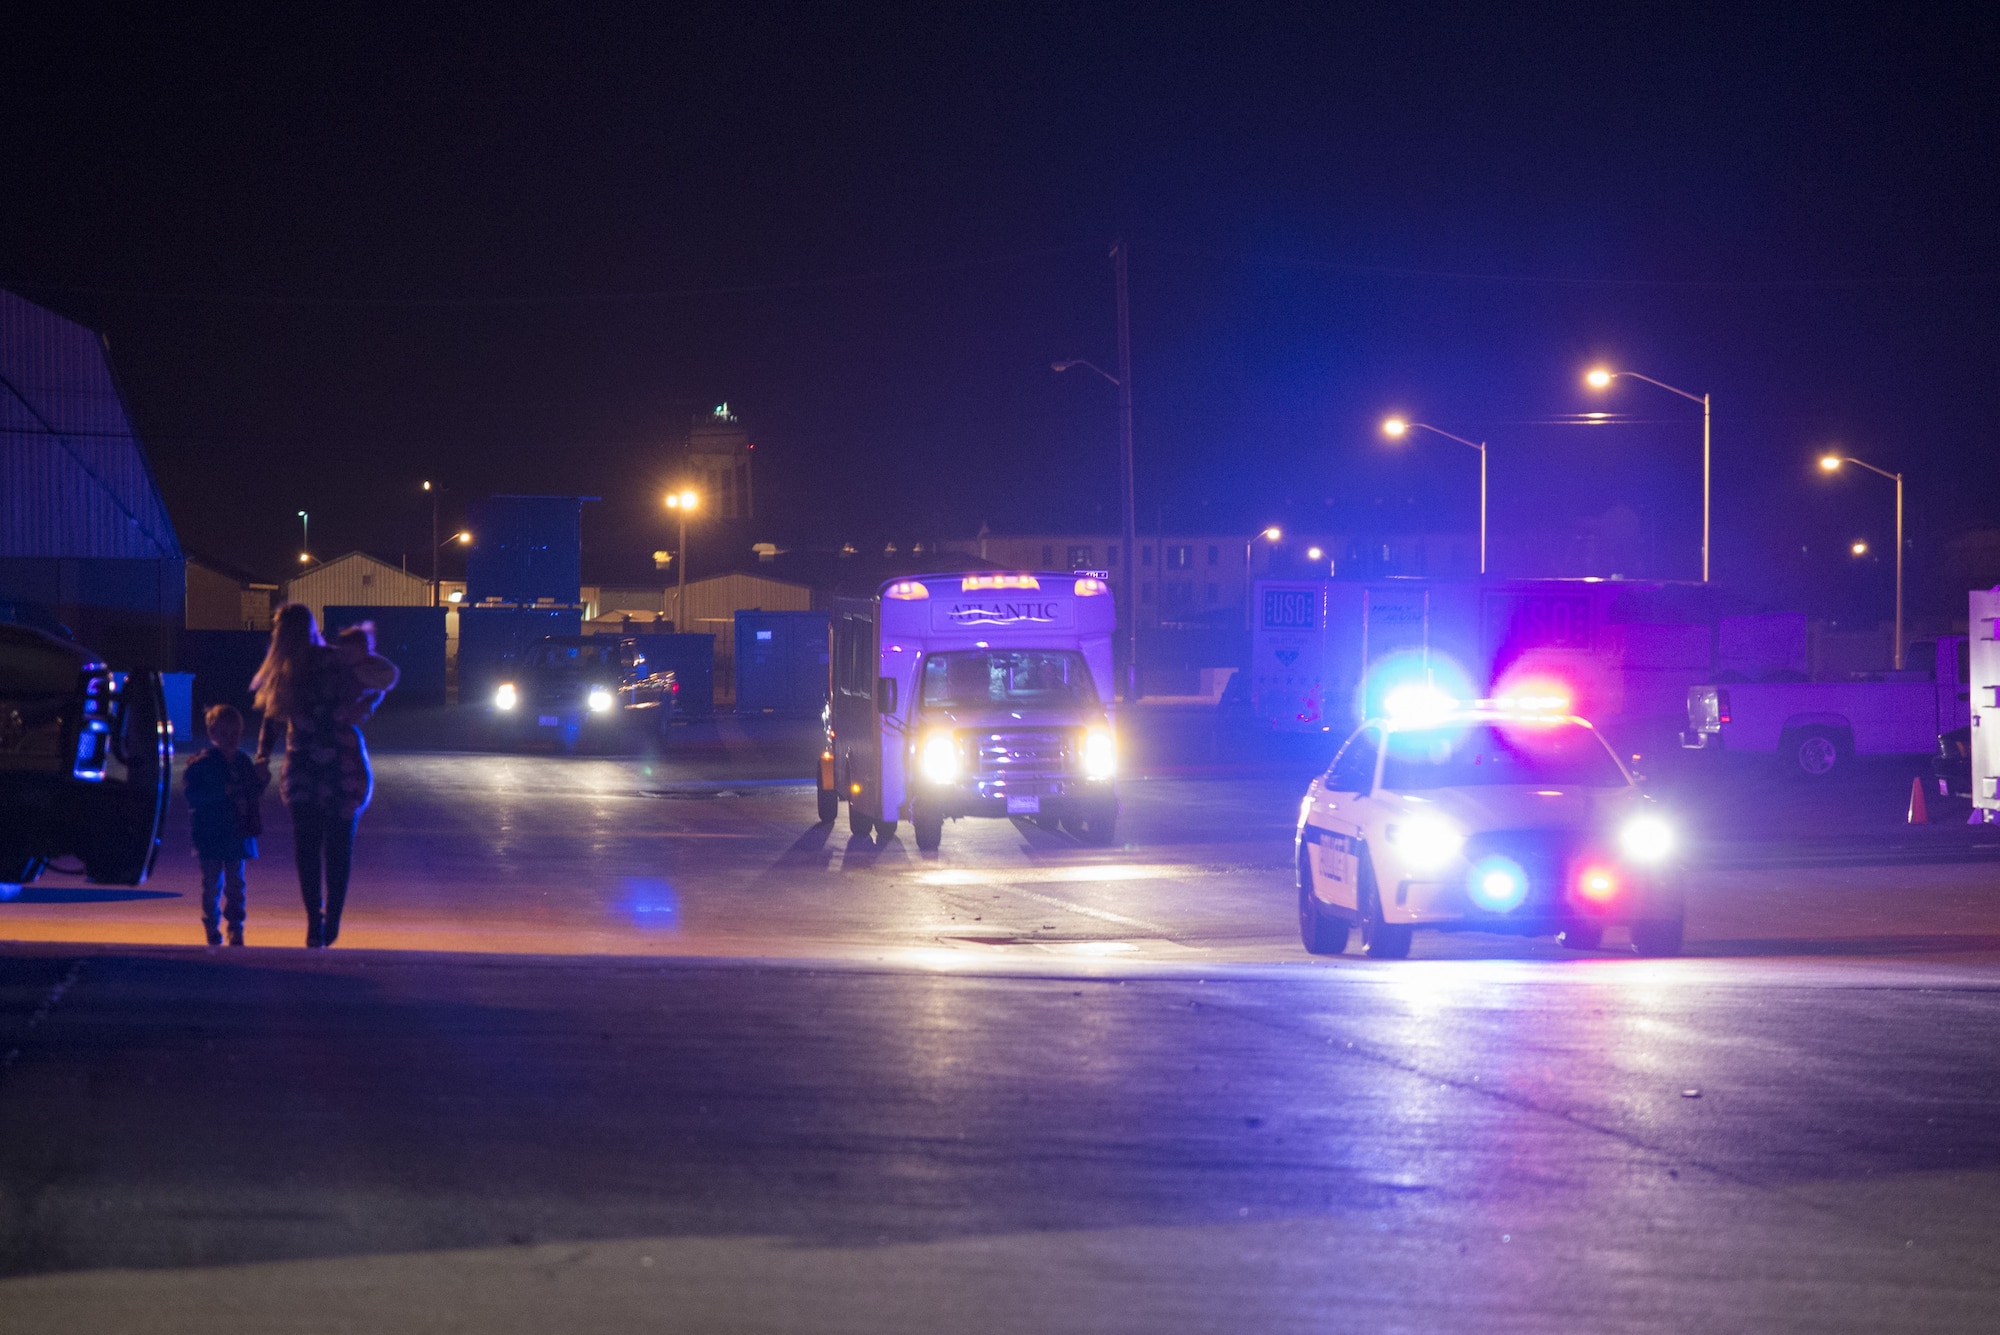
{"left": 488, "top": 636, "right": 677, "bottom": 750}
{"left": 0, "top": 624, "right": 170, "bottom": 887}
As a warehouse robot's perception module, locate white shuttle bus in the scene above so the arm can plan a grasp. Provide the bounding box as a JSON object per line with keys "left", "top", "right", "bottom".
{"left": 819, "top": 571, "right": 1120, "bottom": 851}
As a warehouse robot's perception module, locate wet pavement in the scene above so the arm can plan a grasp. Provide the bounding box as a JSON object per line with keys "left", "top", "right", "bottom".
{"left": 2, "top": 708, "right": 1998, "bottom": 1330}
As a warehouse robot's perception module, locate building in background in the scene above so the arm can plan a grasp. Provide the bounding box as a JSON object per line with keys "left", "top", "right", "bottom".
{"left": 186, "top": 553, "right": 279, "bottom": 631}
{"left": 284, "top": 552, "right": 434, "bottom": 629}
{"left": 681, "top": 404, "right": 754, "bottom": 520}
{"left": 0, "top": 289, "right": 184, "bottom": 666}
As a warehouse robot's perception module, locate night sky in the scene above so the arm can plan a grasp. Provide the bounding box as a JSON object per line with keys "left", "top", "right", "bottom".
{"left": 5, "top": 5, "right": 1996, "bottom": 619}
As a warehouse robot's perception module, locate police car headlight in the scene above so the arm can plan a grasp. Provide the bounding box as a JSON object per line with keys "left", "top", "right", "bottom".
{"left": 587, "top": 686, "right": 615, "bottom": 714}
{"left": 1387, "top": 814, "right": 1464, "bottom": 873}
{"left": 919, "top": 730, "right": 960, "bottom": 783}
{"left": 1083, "top": 725, "right": 1116, "bottom": 780}
{"left": 1618, "top": 814, "right": 1674, "bottom": 863}
{"left": 494, "top": 682, "right": 518, "bottom": 711}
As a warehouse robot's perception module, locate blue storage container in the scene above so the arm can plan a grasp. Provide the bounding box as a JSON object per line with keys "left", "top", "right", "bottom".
{"left": 734, "top": 610, "right": 831, "bottom": 715}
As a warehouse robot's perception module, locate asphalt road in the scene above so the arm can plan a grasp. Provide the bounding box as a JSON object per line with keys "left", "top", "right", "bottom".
{"left": 2, "top": 709, "right": 1999, "bottom": 1331}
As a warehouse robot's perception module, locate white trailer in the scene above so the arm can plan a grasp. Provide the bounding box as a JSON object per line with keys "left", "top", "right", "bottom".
{"left": 1964, "top": 589, "right": 2000, "bottom": 816}
{"left": 1247, "top": 577, "right": 1716, "bottom": 735}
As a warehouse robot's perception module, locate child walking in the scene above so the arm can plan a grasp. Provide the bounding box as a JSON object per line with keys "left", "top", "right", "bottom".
{"left": 184, "top": 704, "right": 268, "bottom": 946}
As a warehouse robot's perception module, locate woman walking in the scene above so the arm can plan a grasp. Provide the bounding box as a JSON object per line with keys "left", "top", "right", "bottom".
{"left": 250, "top": 604, "right": 397, "bottom": 947}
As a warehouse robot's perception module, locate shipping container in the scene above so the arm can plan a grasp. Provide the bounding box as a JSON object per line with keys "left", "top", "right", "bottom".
{"left": 735, "top": 610, "right": 831, "bottom": 715}
{"left": 323, "top": 605, "right": 449, "bottom": 706}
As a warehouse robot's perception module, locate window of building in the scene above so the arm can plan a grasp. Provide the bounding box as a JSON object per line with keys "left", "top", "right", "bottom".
{"left": 1207, "top": 545, "right": 1219, "bottom": 566}
{"left": 1167, "top": 544, "right": 1193, "bottom": 570}
{"left": 1066, "top": 545, "right": 1093, "bottom": 570}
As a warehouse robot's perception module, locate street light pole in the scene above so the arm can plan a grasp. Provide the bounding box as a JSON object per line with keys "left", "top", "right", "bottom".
{"left": 297, "top": 510, "right": 309, "bottom": 566}
{"left": 1819, "top": 453, "right": 1906, "bottom": 670}
{"left": 1586, "top": 369, "right": 1710, "bottom": 582}
{"left": 1381, "top": 419, "right": 1488, "bottom": 575}
{"left": 1113, "top": 240, "right": 1137, "bottom": 704}
{"left": 1244, "top": 527, "right": 1282, "bottom": 629}
{"left": 423, "top": 481, "right": 439, "bottom": 607}
{"left": 665, "top": 489, "right": 698, "bottom": 630}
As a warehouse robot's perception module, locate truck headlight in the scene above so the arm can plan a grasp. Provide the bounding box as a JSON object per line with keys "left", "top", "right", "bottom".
{"left": 1387, "top": 813, "right": 1464, "bottom": 873}
{"left": 587, "top": 686, "right": 615, "bottom": 713}
{"left": 494, "top": 682, "right": 518, "bottom": 711}
{"left": 1618, "top": 814, "right": 1673, "bottom": 863}
{"left": 1083, "top": 725, "right": 1116, "bottom": 780}
{"left": 919, "top": 730, "right": 960, "bottom": 783}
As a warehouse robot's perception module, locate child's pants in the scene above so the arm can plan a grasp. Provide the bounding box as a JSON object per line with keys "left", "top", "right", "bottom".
{"left": 199, "top": 859, "right": 246, "bottom": 933}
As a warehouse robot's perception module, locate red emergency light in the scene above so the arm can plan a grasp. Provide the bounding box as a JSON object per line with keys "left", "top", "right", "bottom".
{"left": 1575, "top": 864, "right": 1619, "bottom": 905}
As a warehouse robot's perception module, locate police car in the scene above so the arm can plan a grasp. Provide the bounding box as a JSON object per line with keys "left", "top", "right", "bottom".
{"left": 1296, "top": 687, "right": 1684, "bottom": 958}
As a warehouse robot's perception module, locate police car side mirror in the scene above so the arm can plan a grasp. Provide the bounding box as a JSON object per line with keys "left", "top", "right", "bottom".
{"left": 876, "top": 677, "right": 898, "bottom": 714}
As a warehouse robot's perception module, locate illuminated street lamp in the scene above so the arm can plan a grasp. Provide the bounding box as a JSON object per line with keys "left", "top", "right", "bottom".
{"left": 1585, "top": 368, "right": 1711, "bottom": 581}
{"left": 1244, "top": 526, "right": 1282, "bottom": 628}
{"left": 1382, "top": 417, "right": 1487, "bottom": 574}
{"left": 1850, "top": 540, "right": 1869, "bottom": 557}
{"left": 1819, "top": 452, "right": 1905, "bottom": 669}
{"left": 297, "top": 510, "right": 310, "bottom": 566}
{"left": 665, "top": 488, "right": 699, "bottom": 627}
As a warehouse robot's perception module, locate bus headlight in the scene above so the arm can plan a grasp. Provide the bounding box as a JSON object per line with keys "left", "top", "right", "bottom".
{"left": 494, "top": 682, "right": 518, "bottom": 711}
{"left": 1618, "top": 814, "right": 1673, "bottom": 863}
{"left": 1387, "top": 814, "right": 1464, "bottom": 873}
{"left": 1083, "top": 726, "right": 1116, "bottom": 780}
{"left": 919, "top": 730, "right": 960, "bottom": 783}
{"left": 587, "top": 686, "right": 615, "bottom": 713}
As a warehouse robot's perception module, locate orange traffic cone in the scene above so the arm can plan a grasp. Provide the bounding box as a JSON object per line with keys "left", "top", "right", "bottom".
{"left": 1908, "top": 775, "right": 1929, "bottom": 825}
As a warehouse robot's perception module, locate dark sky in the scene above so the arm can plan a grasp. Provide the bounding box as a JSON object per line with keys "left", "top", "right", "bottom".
{"left": 5, "top": 4, "right": 1997, "bottom": 617}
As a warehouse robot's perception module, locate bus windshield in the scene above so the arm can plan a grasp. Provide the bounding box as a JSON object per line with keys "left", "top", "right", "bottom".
{"left": 921, "top": 650, "right": 1099, "bottom": 710}
{"left": 1381, "top": 721, "right": 1628, "bottom": 790}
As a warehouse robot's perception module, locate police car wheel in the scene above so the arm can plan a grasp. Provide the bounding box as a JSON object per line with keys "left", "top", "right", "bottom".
{"left": 1630, "top": 916, "right": 1685, "bottom": 958}
{"left": 848, "top": 805, "right": 874, "bottom": 839}
{"left": 816, "top": 786, "right": 839, "bottom": 824}
{"left": 1358, "top": 848, "right": 1413, "bottom": 959}
{"left": 914, "top": 811, "right": 943, "bottom": 851}
{"left": 1297, "top": 850, "right": 1350, "bottom": 956}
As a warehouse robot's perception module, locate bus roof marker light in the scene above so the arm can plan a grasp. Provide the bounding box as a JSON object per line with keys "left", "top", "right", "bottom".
{"left": 961, "top": 574, "right": 1040, "bottom": 592}
{"left": 1073, "top": 577, "right": 1109, "bottom": 596}
{"left": 885, "top": 580, "right": 930, "bottom": 600}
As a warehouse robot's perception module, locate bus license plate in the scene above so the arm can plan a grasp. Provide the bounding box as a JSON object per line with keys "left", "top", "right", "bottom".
{"left": 1006, "top": 796, "right": 1040, "bottom": 814}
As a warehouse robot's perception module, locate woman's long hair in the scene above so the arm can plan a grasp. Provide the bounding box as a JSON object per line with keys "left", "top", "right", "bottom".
{"left": 251, "top": 603, "right": 323, "bottom": 720}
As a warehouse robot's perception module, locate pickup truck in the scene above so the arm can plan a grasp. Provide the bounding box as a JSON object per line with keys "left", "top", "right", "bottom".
{"left": 1682, "top": 636, "right": 1970, "bottom": 777}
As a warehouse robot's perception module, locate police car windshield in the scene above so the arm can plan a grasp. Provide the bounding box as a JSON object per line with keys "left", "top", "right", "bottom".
{"left": 921, "top": 650, "right": 1098, "bottom": 709}
{"left": 1381, "top": 721, "right": 1627, "bottom": 790}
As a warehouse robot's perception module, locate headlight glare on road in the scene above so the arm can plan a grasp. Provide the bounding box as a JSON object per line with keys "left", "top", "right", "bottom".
{"left": 494, "top": 682, "right": 518, "bottom": 711}
{"left": 1387, "top": 813, "right": 1464, "bottom": 873}
{"left": 1083, "top": 726, "right": 1116, "bottom": 780}
{"left": 587, "top": 686, "right": 615, "bottom": 713}
{"left": 919, "top": 730, "right": 959, "bottom": 783}
{"left": 1618, "top": 814, "right": 1673, "bottom": 863}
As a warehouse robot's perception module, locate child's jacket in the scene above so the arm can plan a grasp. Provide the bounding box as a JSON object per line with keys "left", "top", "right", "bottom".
{"left": 184, "top": 747, "right": 268, "bottom": 862}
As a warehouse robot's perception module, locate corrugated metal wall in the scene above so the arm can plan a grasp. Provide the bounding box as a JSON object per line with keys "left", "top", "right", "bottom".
{"left": 664, "top": 573, "right": 813, "bottom": 702}
{"left": 0, "top": 290, "right": 181, "bottom": 560}
{"left": 284, "top": 552, "right": 434, "bottom": 629}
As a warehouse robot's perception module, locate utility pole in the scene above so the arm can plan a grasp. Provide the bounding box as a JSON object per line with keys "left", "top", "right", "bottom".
{"left": 1113, "top": 240, "right": 1138, "bottom": 703}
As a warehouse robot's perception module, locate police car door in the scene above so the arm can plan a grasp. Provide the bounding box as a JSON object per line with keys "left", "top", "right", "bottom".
{"left": 1305, "top": 726, "right": 1378, "bottom": 916}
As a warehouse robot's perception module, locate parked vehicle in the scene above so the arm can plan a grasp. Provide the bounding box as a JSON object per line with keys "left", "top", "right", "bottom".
{"left": 823, "top": 572, "right": 1119, "bottom": 850}
{"left": 488, "top": 636, "right": 677, "bottom": 750}
{"left": 0, "top": 623, "right": 170, "bottom": 887}
{"left": 1681, "top": 636, "right": 1971, "bottom": 777}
